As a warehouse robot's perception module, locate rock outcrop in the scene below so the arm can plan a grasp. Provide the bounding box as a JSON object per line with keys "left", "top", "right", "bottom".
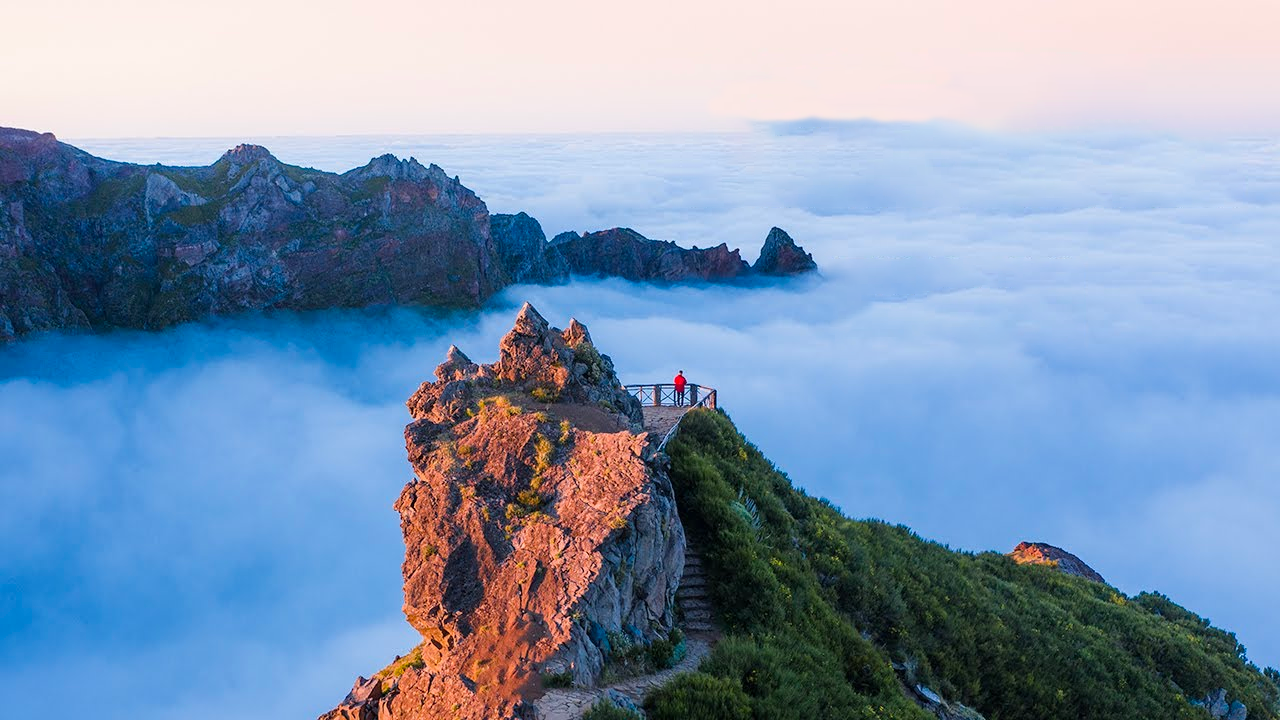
{"left": 754, "top": 226, "right": 817, "bottom": 275}
{"left": 489, "top": 212, "right": 569, "bottom": 285}
{"left": 550, "top": 227, "right": 751, "bottom": 283}
{"left": 908, "top": 684, "right": 987, "bottom": 720}
{"left": 323, "top": 303, "right": 685, "bottom": 720}
{"left": 1009, "top": 542, "right": 1106, "bottom": 584}
{"left": 1, "top": 127, "right": 820, "bottom": 342}
{"left": 1192, "top": 688, "right": 1249, "bottom": 720}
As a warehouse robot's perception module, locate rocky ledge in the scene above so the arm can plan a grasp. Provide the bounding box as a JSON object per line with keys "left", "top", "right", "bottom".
{"left": 322, "top": 303, "right": 685, "bottom": 720}
{"left": 0, "top": 128, "right": 818, "bottom": 342}
{"left": 1009, "top": 541, "right": 1106, "bottom": 584}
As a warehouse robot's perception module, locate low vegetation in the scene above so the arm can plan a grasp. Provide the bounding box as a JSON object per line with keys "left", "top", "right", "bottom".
{"left": 374, "top": 644, "right": 426, "bottom": 693}
{"left": 646, "top": 409, "right": 1280, "bottom": 720}
{"left": 541, "top": 669, "right": 574, "bottom": 688}
{"left": 582, "top": 698, "right": 644, "bottom": 720}
{"left": 601, "top": 628, "right": 687, "bottom": 683}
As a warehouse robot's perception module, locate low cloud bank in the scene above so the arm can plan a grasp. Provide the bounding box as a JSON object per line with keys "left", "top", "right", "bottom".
{"left": 5, "top": 124, "right": 1275, "bottom": 716}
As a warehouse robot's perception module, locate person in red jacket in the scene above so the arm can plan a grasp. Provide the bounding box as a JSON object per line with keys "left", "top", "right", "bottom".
{"left": 673, "top": 370, "right": 687, "bottom": 406}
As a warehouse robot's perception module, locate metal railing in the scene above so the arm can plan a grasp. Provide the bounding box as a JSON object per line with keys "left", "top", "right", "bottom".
{"left": 623, "top": 383, "right": 719, "bottom": 450}
{"left": 623, "top": 383, "right": 717, "bottom": 410}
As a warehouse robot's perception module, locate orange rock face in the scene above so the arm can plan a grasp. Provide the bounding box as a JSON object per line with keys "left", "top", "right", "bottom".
{"left": 323, "top": 303, "right": 684, "bottom": 720}
{"left": 1009, "top": 541, "right": 1106, "bottom": 584}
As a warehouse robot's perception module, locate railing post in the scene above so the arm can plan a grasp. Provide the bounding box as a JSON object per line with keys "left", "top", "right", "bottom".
{"left": 689, "top": 384, "right": 699, "bottom": 406}
{"left": 652, "top": 384, "right": 661, "bottom": 406}
{"left": 708, "top": 390, "right": 716, "bottom": 409}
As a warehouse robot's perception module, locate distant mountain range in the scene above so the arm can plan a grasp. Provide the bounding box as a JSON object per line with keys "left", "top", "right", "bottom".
{"left": 0, "top": 128, "right": 816, "bottom": 342}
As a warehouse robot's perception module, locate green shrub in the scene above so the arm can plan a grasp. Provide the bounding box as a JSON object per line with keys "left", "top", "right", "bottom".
{"left": 662, "top": 409, "right": 1280, "bottom": 720}
{"left": 573, "top": 342, "right": 607, "bottom": 384}
{"left": 645, "top": 673, "right": 752, "bottom": 720}
{"left": 582, "top": 698, "right": 642, "bottom": 720}
{"left": 374, "top": 645, "right": 425, "bottom": 692}
{"left": 531, "top": 385, "right": 560, "bottom": 403}
{"left": 541, "top": 670, "right": 574, "bottom": 688}
{"left": 645, "top": 628, "right": 686, "bottom": 670}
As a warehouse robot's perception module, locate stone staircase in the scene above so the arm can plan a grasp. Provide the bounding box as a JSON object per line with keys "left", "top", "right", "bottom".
{"left": 677, "top": 545, "right": 716, "bottom": 634}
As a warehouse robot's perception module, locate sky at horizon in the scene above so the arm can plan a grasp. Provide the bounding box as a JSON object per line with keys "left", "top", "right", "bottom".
{"left": 2, "top": 126, "right": 1278, "bottom": 719}
{"left": 4, "top": 0, "right": 1280, "bottom": 137}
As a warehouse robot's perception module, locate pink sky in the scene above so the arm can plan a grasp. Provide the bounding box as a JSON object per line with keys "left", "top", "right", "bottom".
{"left": 5, "top": 0, "right": 1279, "bottom": 137}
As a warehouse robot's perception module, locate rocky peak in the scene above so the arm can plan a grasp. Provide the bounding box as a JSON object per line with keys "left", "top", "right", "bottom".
{"left": 435, "top": 344, "right": 478, "bottom": 383}
{"left": 325, "top": 304, "right": 685, "bottom": 720}
{"left": 0, "top": 127, "right": 57, "bottom": 151}
{"left": 341, "top": 155, "right": 484, "bottom": 217}
{"left": 489, "top": 212, "right": 569, "bottom": 285}
{"left": 562, "top": 317, "right": 591, "bottom": 347}
{"left": 350, "top": 153, "right": 433, "bottom": 183}
{"left": 1009, "top": 542, "right": 1106, "bottom": 584}
{"left": 753, "top": 226, "right": 817, "bottom": 276}
{"left": 219, "top": 143, "right": 277, "bottom": 172}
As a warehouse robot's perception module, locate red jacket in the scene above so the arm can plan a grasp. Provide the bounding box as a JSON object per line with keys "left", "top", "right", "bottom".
{"left": 674, "top": 374, "right": 687, "bottom": 391}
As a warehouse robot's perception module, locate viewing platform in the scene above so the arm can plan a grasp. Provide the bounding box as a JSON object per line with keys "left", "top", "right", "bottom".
{"left": 623, "top": 383, "right": 717, "bottom": 448}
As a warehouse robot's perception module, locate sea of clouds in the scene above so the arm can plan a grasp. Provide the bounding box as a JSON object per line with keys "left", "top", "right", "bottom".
{"left": 2, "top": 122, "right": 1278, "bottom": 717}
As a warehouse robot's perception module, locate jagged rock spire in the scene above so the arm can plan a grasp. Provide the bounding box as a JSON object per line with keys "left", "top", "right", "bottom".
{"left": 408, "top": 304, "right": 642, "bottom": 425}
{"left": 753, "top": 226, "right": 817, "bottom": 276}
{"left": 562, "top": 318, "right": 591, "bottom": 348}
{"left": 434, "top": 344, "right": 477, "bottom": 383}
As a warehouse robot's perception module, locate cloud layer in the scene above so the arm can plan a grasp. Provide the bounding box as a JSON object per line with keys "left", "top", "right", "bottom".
{"left": 4, "top": 123, "right": 1279, "bottom": 717}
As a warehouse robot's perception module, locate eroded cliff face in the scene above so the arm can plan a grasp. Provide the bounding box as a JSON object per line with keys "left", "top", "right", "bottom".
{"left": 324, "top": 303, "right": 684, "bottom": 720}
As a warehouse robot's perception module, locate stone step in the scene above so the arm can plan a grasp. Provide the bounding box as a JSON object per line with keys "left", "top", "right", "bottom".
{"left": 684, "top": 621, "right": 716, "bottom": 632}
{"left": 681, "top": 607, "right": 714, "bottom": 622}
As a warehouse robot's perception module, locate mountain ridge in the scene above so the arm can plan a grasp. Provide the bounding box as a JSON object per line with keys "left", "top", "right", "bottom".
{"left": 0, "top": 128, "right": 817, "bottom": 342}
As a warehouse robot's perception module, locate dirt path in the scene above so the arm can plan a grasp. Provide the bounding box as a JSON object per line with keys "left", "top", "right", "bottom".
{"left": 532, "top": 632, "right": 715, "bottom": 720}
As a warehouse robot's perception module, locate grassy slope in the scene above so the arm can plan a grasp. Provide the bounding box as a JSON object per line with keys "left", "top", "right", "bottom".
{"left": 645, "top": 409, "right": 1280, "bottom": 720}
